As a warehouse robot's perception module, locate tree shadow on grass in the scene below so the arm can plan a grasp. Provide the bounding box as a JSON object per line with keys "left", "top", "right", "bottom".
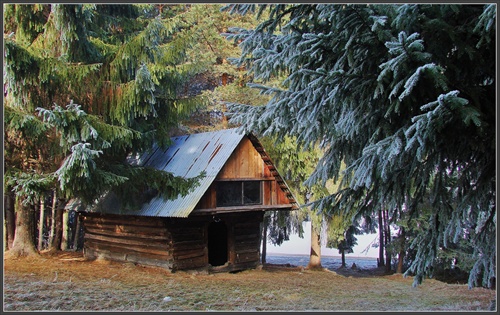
{"left": 333, "top": 265, "right": 392, "bottom": 278}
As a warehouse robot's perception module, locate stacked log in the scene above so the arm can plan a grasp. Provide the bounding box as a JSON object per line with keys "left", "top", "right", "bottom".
{"left": 82, "top": 214, "right": 173, "bottom": 269}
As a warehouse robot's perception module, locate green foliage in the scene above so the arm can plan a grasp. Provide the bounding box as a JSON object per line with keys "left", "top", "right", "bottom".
{"left": 6, "top": 171, "right": 55, "bottom": 206}
{"left": 3, "top": 4, "right": 49, "bottom": 45}
{"left": 4, "top": 4, "right": 214, "bottom": 213}
{"left": 226, "top": 4, "right": 495, "bottom": 288}
{"left": 5, "top": 106, "right": 49, "bottom": 140}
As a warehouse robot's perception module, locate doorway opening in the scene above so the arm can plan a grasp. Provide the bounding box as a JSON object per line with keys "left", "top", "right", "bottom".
{"left": 208, "top": 221, "right": 228, "bottom": 266}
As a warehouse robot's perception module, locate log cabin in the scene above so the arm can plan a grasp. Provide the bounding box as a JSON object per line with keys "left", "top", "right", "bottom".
{"left": 72, "top": 128, "right": 299, "bottom": 272}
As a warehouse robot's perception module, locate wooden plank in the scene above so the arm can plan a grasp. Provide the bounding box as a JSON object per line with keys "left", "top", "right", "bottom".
{"left": 234, "top": 221, "right": 260, "bottom": 229}
{"left": 191, "top": 204, "right": 292, "bottom": 215}
{"left": 84, "top": 226, "right": 169, "bottom": 241}
{"left": 84, "top": 247, "right": 173, "bottom": 269}
{"left": 84, "top": 221, "right": 168, "bottom": 234}
{"left": 169, "top": 227, "right": 204, "bottom": 236}
{"left": 172, "top": 244, "right": 206, "bottom": 255}
{"left": 83, "top": 215, "right": 165, "bottom": 228}
{"left": 234, "top": 229, "right": 259, "bottom": 236}
{"left": 235, "top": 243, "right": 259, "bottom": 252}
{"left": 174, "top": 255, "right": 206, "bottom": 270}
{"left": 172, "top": 241, "right": 205, "bottom": 252}
{"left": 85, "top": 233, "right": 168, "bottom": 248}
{"left": 173, "top": 249, "right": 205, "bottom": 260}
{"left": 235, "top": 251, "right": 259, "bottom": 263}
{"left": 121, "top": 253, "right": 173, "bottom": 269}
{"left": 84, "top": 241, "right": 171, "bottom": 258}
{"left": 218, "top": 138, "right": 265, "bottom": 179}
{"left": 234, "top": 233, "right": 259, "bottom": 241}
{"left": 171, "top": 231, "right": 204, "bottom": 243}
{"left": 216, "top": 177, "right": 275, "bottom": 181}
{"left": 234, "top": 222, "right": 260, "bottom": 228}
{"left": 168, "top": 225, "right": 204, "bottom": 232}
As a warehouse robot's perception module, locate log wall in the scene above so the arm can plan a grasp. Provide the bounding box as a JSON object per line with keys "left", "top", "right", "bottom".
{"left": 232, "top": 218, "right": 262, "bottom": 267}
{"left": 82, "top": 214, "right": 173, "bottom": 269}
{"left": 166, "top": 219, "right": 207, "bottom": 270}
{"left": 81, "top": 211, "right": 264, "bottom": 272}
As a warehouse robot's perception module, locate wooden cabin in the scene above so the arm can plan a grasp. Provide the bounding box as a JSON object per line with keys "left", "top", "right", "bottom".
{"left": 74, "top": 128, "right": 298, "bottom": 272}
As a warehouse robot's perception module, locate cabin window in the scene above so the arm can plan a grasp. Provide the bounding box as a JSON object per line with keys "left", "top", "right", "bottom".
{"left": 216, "top": 181, "right": 262, "bottom": 207}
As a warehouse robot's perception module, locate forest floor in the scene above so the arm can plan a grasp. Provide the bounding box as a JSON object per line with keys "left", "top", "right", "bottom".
{"left": 3, "top": 251, "right": 496, "bottom": 312}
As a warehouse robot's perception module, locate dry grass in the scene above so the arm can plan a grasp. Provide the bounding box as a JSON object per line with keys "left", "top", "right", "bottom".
{"left": 3, "top": 251, "right": 496, "bottom": 312}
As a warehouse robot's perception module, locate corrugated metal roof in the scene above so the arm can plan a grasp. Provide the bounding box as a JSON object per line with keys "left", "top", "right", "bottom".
{"left": 97, "top": 128, "right": 246, "bottom": 218}
{"left": 83, "top": 128, "right": 299, "bottom": 218}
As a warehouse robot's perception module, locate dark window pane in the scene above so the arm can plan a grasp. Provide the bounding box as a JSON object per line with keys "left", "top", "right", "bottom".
{"left": 243, "top": 181, "right": 261, "bottom": 205}
{"left": 216, "top": 181, "right": 262, "bottom": 207}
{"left": 216, "top": 182, "right": 242, "bottom": 207}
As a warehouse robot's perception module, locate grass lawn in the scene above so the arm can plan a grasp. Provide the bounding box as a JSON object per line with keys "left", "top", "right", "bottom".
{"left": 3, "top": 251, "right": 496, "bottom": 312}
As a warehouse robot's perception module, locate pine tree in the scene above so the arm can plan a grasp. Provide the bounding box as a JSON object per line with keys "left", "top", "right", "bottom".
{"left": 225, "top": 4, "right": 495, "bottom": 288}
{"left": 3, "top": 4, "right": 211, "bottom": 255}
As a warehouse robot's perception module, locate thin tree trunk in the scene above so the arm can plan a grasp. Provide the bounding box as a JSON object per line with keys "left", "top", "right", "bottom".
{"left": 396, "top": 227, "right": 406, "bottom": 274}
{"left": 72, "top": 213, "right": 82, "bottom": 251}
{"left": 33, "top": 202, "right": 39, "bottom": 246}
{"left": 307, "top": 223, "right": 322, "bottom": 270}
{"left": 378, "top": 209, "right": 385, "bottom": 267}
{"left": 49, "top": 190, "right": 57, "bottom": 247}
{"left": 4, "top": 192, "right": 16, "bottom": 250}
{"left": 9, "top": 196, "right": 38, "bottom": 257}
{"left": 49, "top": 196, "right": 66, "bottom": 252}
{"left": 62, "top": 210, "right": 69, "bottom": 250}
{"left": 383, "top": 209, "right": 392, "bottom": 273}
{"left": 38, "top": 198, "right": 46, "bottom": 250}
{"left": 340, "top": 246, "right": 346, "bottom": 268}
{"left": 261, "top": 216, "right": 268, "bottom": 264}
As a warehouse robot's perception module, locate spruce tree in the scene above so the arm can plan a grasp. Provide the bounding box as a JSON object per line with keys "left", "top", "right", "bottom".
{"left": 225, "top": 4, "right": 495, "bottom": 288}
{"left": 3, "top": 4, "right": 210, "bottom": 254}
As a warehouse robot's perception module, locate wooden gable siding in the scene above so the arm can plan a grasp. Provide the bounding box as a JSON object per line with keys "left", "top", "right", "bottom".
{"left": 217, "top": 137, "right": 270, "bottom": 179}
{"left": 195, "top": 137, "right": 290, "bottom": 210}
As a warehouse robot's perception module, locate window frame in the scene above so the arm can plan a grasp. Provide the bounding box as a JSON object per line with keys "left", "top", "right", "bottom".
{"left": 215, "top": 180, "right": 263, "bottom": 207}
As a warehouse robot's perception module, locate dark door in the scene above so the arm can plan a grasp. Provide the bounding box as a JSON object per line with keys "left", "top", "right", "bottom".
{"left": 208, "top": 221, "right": 228, "bottom": 266}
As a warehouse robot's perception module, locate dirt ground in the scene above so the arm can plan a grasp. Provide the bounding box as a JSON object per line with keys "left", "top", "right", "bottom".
{"left": 3, "top": 251, "right": 496, "bottom": 312}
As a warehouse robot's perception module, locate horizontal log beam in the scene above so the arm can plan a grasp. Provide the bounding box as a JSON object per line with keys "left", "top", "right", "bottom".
{"left": 85, "top": 233, "right": 168, "bottom": 248}
{"left": 174, "top": 256, "right": 206, "bottom": 270}
{"left": 173, "top": 250, "right": 205, "bottom": 260}
{"left": 84, "top": 247, "right": 173, "bottom": 269}
{"left": 84, "top": 241, "right": 171, "bottom": 258}
{"left": 83, "top": 215, "right": 165, "bottom": 227}
{"left": 85, "top": 226, "right": 170, "bottom": 241}
{"left": 190, "top": 204, "right": 293, "bottom": 215}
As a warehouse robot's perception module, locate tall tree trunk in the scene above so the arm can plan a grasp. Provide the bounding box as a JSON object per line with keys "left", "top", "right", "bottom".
{"left": 38, "top": 198, "right": 46, "bottom": 250}
{"left": 340, "top": 246, "right": 346, "bottom": 268}
{"left": 62, "top": 210, "right": 69, "bottom": 250}
{"left": 383, "top": 209, "right": 392, "bottom": 273}
{"left": 307, "top": 223, "right": 322, "bottom": 270}
{"left": 4, "top": 192, "right": 16, "bottom": 250}
{"left": 396, "top": 227, "right": 406, "bottom": 274}
{"left": 72, "top": 213, "right": 82, "bottom": 251}
{"left": 49, "top": 196, "right": 66, "bottom": 252}
{"left": 261, "top": 216, "right": 268, "bottom": 264}
{"left": 8, "top": 196, "right": 38, "bottom": 257}
{"left": 378, "top": 209, "right": 385, "bottom": 267}
{"left": 49, "top": 190, "right": 57, "bottom": 246}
